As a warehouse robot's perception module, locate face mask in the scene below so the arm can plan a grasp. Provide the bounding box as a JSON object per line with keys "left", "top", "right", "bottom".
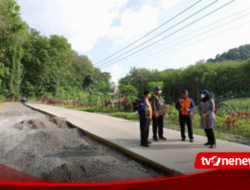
{"left": 159, "top": 90, "right": 162, "bottom": 94}
{"left": 201, "top": 94, "right": 206, "bottom": 99}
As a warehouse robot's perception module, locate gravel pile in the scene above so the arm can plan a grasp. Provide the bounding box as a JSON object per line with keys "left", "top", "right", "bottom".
{"left": 0, "top": 103, "right": 161, "bottom": 181}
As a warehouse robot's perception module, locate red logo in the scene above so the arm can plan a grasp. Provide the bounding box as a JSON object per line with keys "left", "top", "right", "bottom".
{"left": 195, "top": 153, "right": 250, "bottom": 169}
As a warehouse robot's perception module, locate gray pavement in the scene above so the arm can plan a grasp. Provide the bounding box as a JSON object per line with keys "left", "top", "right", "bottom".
{"left": 27, "top": 103, "right": 249, "bottom": 174}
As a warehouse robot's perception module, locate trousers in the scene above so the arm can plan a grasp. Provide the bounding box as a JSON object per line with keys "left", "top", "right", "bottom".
{"left": 152, "top": 115, "right": 164, "bottom": 138}
{"left": 179, "top": 115, "right": 193, "bottom": 140}
{"left": 204, "top": 129, "right": 216, "bottom": 144}
{"left": 140, "top": 119, "right": 150, "bottom": 145}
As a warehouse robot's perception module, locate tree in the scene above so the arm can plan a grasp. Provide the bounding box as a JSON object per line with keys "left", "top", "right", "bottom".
{"left": 147, "top": 82, "right": 164, "bottom": 92}
{"left": 119, "top": 85, "right": 138, "bottom": 103}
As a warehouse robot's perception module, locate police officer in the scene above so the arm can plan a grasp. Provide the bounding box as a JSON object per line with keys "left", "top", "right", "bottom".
{"left": 138, "top": 90, "right": 152, "bottom": 147}
{"left": 175, "top": 90, "right": 195, "bottom": 142}
{"left": 151, "top": 86, "right": 166, "bottom": 141}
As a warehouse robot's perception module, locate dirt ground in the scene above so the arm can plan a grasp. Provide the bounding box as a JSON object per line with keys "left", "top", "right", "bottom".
{"left": 0, "top": 103, "right": 162, "bottom": 181}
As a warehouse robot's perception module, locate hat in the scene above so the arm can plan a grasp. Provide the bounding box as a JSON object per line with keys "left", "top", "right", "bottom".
{"left": 144, "top": 90, "right": 151, "bottom": 95}
{"left": 155, "top": 86, "right": 162, "bottom": 90}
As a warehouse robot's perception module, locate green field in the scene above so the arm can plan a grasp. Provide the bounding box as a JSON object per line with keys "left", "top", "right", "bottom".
{"left": 225, "top": 98, "right": 250, "bottom": 110}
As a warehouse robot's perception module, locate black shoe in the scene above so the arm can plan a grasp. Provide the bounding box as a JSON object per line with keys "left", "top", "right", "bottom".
{"left": 141, "top": 144, "right": 150, "bottom": 147}
{"left": 210, "top": 144, "right": 216, "bottom": 148}
{"left": 153, "top": 137, "right": 158, "bottom": 141}
{"left": 147, "top": 141, "right": 152, "bottom": 144}
{"left": 159, "top": 136, "right": 167, "bottom": 141}
{"left": 182, "top": 138, "right": 186, "bottom": 141}
{"left": 190, "top": 139, "right": 194, "bottom": 142}
{"left": 204, "top": 142, "right": 211, "bottom": 146}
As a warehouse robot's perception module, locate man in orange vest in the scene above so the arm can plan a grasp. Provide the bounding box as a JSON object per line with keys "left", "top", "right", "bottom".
{"left": 175, "top": 90, "right": 195, "bottom": 142}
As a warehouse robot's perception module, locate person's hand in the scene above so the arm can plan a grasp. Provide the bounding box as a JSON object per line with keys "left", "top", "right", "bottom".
{"left": 180, "top": 108, "right": 184, "bottom": 112}
{"left": 153, "top": 111, "right": 158, "bottom": 118}
{"left": 186, "top": 109, "right": 190, "bottom": 112}
{"left": 202, "top": 113, "right": 207, "bottom": 118}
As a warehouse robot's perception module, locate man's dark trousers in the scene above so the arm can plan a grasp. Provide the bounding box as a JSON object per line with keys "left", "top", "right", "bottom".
{"left": 152, "top": 115, "right": 164, "bottom": 138}
{"left": 179, "top": 114, "right": 193, "bottom": 140}
{"left": 140, "top": 119, "right": 150, "bottom": 145}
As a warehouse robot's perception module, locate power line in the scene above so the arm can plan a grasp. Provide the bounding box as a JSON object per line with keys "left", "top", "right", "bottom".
{"left": 100, "top": 8, "right": 250, "bottom": 69}
{"left": 114, "top": 20, "right": 250, "bottom": 69}
{"left": 97, "top": 0, "right": 220, "bottom": 68}
{"left": 94, "top": 0, "right": 202, "bottom": 66}
{"left": 99, "top": 0, "right": 235, "bottom": 69}
{"left": 129, "top": 7, "right": 250, "bottom": 60}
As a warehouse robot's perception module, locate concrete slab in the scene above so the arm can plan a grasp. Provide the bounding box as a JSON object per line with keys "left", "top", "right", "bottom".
{"left": 27, "top": 103, "right": 249, "bottom": 174}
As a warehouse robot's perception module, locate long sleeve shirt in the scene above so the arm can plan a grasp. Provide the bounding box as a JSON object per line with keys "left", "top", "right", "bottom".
{"left": 151, "top": 94, "right": 164, "bottom": 116}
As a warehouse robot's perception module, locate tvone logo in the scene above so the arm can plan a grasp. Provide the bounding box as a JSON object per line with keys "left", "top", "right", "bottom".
{"left": 201, "top": 156, "right": 250, "bottom": 166}
{"left": 201, "top": 156, "right": 221, "bottom": 166}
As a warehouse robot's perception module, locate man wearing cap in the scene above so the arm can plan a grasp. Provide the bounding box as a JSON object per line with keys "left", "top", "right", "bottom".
{"left": 138, "top": 90, "right": 152, "bottom": 147}
{"left": 151, "top": 86, "right": 166, "bottom": 141}
{"left": 175, "top": 90, "right": 195, "bottom": 142}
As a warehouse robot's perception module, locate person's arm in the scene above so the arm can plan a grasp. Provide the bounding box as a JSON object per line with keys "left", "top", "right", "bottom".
{"left": 175, "top": 100, "right": 180, "bottom": 111}
{"left": 151, "top": 96, "right": 156, "bottom": 111}
{"left": 138, "top": 99, "right": 146, "bottom": 114}
{"left": 206, "top": 99, "right": 215, "bottom": 115}
{"left": 189, "top": 99, "right": 195, "bottom": 112}
{"left": 151, "top": 96, "right": 158, "bottom": 117}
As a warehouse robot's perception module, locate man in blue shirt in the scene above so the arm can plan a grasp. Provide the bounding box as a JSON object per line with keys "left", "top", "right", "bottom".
{"left": 175, "top": 90, "right": 195, "bottom": 142}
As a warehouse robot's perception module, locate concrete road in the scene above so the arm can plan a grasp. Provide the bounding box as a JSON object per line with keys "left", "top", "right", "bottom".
{"left": 27, "top": 103, "right": 249, "bottom": 174}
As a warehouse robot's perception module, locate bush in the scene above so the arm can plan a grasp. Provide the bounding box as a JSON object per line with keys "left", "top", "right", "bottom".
{"left": 110, "top": 112, "right": 139, "bottom": 120}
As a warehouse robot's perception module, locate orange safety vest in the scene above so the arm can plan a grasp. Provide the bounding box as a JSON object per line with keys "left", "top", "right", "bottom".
{"left": 179, "top": 98, "right": 192, "bottom": 116}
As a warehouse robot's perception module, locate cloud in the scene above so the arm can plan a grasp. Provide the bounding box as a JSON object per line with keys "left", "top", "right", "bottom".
{"left": 159, "top": 0, "right": 183, "bottom": 10}
{"left": 107, "top": 3, "right": 160, "bottom": 45}
{"left": 17, "top": 0, "right": 129, "bottom": 52}
{"left": 16, "top": 0, "right": 183, "bottom": 53}
{"left": 110, "top": 64, "right": 123, "bottom": 84}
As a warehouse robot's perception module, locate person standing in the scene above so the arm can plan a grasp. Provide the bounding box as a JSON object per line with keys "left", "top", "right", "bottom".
{"left": 138, "top": 90, "right": 152, "bottom": 147}
{"left": 21, "top": 95, "right": 26, "bottom": 104}
{"left": 151, "top": 86, "right": 166, "bottom": 141}
{"left": 199, "top": 90, "right": 216, "bottom": 148}
{"left": 175, "top": 90, "right": 195, "bottom": 142}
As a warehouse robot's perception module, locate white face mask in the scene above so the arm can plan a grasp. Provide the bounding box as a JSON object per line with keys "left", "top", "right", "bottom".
{"left": 159, "top": 90, "right": 162, "bottom": 94}
{"left": 201, "top": 94, "right": 206, "bottom": 99}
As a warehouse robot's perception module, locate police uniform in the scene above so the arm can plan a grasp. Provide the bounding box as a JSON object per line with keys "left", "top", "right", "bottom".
{"left": 138, "top": 98, "right": 152, "bottom": 146}
{"left": 175, "top": 98, "right": 195, "bottom": 141}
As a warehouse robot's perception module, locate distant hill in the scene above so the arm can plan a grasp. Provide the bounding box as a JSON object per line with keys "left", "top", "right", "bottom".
{"left": 207, "top": 44, "right": 250, "bottom": 63}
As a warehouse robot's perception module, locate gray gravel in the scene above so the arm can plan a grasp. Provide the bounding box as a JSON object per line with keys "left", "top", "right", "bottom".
{"left": 0, "top": 103, "right": 161, "bottom": 181}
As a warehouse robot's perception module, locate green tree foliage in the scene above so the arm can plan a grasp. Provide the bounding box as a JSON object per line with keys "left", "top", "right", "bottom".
{"left": 119, "top": 60, "right": 250, "bottom": 104}
{"left": 0, "top": 0, "right": 29, "bottom": 97}
{"left": 119, "top": 85, "right": 138, "bottom": 103}
{"left": 0, "top": 0, "right": 111, "bottom": 100}
{"left": 207, "top": 45, "right": 250, "bottom": 63}
{"left": 147, "top": 82, "right": 164, "bottom": 92}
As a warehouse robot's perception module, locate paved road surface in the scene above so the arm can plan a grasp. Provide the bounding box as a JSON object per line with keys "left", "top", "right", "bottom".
{"left": 27, "top": 103, "right": 249, "bottom": 174}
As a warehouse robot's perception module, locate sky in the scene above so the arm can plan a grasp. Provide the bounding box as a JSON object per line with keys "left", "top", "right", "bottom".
{"left": 16, "top": 0, "right": 250, "bottom": 83}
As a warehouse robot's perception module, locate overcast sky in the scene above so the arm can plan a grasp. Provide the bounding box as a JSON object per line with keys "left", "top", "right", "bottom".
{"left": 16, "top": 0, "right": 250, "bottom": 83}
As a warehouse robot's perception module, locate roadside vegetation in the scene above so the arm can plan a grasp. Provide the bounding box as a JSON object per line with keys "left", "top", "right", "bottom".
{"left": 43, "top": 97, "right": 250, "bottom": 145}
